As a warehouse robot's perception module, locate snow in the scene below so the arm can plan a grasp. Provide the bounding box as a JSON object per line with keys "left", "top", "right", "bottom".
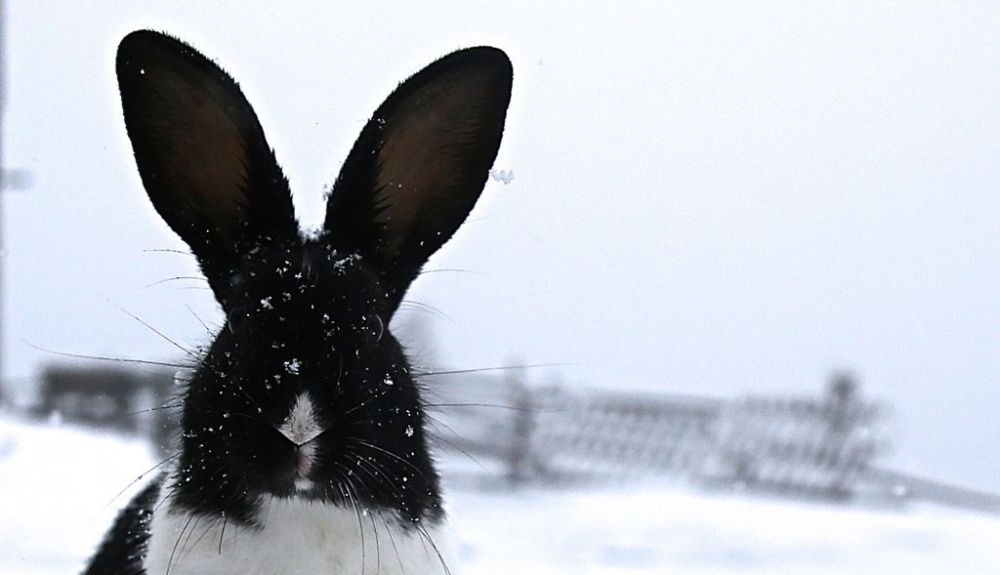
{"left": 447, "top": 488, "right": 1000, "bottom": 574}
{"left": 0, "top": 414, "right": 155, "bottom": 575}
{"left": 1, "top": 413, "right": 998, "bottom": 574}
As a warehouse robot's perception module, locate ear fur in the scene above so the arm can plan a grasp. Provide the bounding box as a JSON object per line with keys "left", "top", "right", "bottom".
{"left": 116, "top": 30, "right": 298, "bottom": 304}
{"left": 118, "top": 31, "right": 512, "bottom": 313}
{"left": 323, "top": 47, "right": 513, "bottom": 311}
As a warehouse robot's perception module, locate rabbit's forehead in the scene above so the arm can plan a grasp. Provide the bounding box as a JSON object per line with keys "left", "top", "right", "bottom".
{"left": 240, "top": 247, "right": 364, "bottom": 284}
{"left": 236, "top": 247, "right": 381, "bottom": 310}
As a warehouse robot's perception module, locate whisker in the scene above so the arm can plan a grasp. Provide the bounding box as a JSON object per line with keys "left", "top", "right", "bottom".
{"left": 218, "top": 515, "right": 227, "bottom": 554}
{"left": 187, "top": 517, "right": 218, "bottom": 556}
{"left": 141, "top": 248, "right": 193, "bottom": 256}
{"left": 416, "top": 267, "right": 484, "bottom": 276}
{"left": 417, "top": 363, "right": 569, "bottom": 377}
{"left": 140, "top": 275, "right": 207, "bottom": 290}
{"left": 185, "top": 304, "right": 216, "bottom": 337}
{"left": 168, "top": 514, "right": 197, "bottom": 575}
{"left": 414, "top": 521, "right": 452, "bottom": 575}
{"left": 395, "top": 301, "right": 457, "bottom": 326}
{"left": 349, "top": 438, "right": 434, "bottom": 485}
{"left": 154, "top": 480, "right": 181, "bottom": 514}
{"left": 349, "top": 450, "right": 412, "bottom": 506}
{"left": 340, "top": 471, "right": 368, "bottom": 573}
{"left": 228, "top": 379, "right": 264, "bottom": 413}
{"left": 23, "top": 342, "right": 187, "bottom": 369}
{"left": 423, "top": 414, "right": 491, "bottom": 473}
{"left": 104, "top": 300, "right": 199, "bottom": 360}
{"left": 368, "top": 506, "right": 382, "bottom": 574}
{"left": 424, "top": 401, "right": 532, "bottom": 412}
{"left": 109, "top": 452, "right": 179, "bottom": 507}
{"left": 124, "top": 403, "right": 184, "bottom": 417}
{"left": 342, "top": 389, "right": 390, "bottom": 416}
{"left": 381, "top": 512, "right": 406, "bottom": 574}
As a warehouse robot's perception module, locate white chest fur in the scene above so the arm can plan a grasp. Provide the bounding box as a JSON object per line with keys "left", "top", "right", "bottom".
{"left": 144, "top": 493, "right": 451, "bottom": 575}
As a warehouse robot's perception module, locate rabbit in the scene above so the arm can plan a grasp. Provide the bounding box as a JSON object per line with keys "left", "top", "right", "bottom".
{"left": 83, "top": 29, "right": 512, "bottom": 575}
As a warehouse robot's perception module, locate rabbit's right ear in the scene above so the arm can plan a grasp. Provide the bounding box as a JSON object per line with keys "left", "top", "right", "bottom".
{"left": 116, "top": 30, "right": 298, "bottom": 305}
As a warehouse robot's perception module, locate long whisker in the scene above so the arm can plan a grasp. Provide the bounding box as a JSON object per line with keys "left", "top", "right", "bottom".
{"left": 109, "top": 452, "right": 180, "bottom": 506}
{"left": 416, "top": 363, "right": 569, "bottom": 377}
{"left": 348, "top": 449, "right": 412, "bottom": 507}
{"left": 423, "top": 413, "right": 491, "bottom": 473}
{"left": 349, "top": 438, "right": 434, "bottom": 485}
{"left": 343, "top": 389, "right": 390, "bottom": 416}
{"left": 22, "top": 342, "right": 188, "bottom": 369}
{"left": 167, "top": 513, "right": 197, "bottom": 575}
{"left": 105, "top": 300, "right": 199, "bottom": 360}
{"left": 125, "top": 403, "right": 184, "bottom": 417}
{"left": 218, "top": 515, "right": 228, "bottom": 554}
{"left": 340, "top": 470, "right": 369, "bottom": 573}
{"left": 140, "top": 275, "right": 208, "bottom": 290}
{"left": 395, "top": 301, "right": 457, "bottom": 326}
{"left": 415, "top": 267, "right": 484, "bottom": 276}
{"left": 414, "top": 521, "right": 452, "bottom": 575}
{"left": 142, "top": 248, "right": 193, "bottom": 256}
{"left": 185, "top": 304, "right": 216, "bottom": 337}
{"left": 380, "top": 512, "right": 406, "bottom": 574}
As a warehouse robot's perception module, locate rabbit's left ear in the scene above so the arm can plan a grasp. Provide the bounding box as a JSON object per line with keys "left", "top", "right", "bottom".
{"left": 323, "top": 47, "right": 512, "bottom": 312}
{"left": 116, "top": 30, "right": 299, "bottom": 303}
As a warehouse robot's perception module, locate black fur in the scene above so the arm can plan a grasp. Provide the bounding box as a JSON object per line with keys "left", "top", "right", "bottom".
{"left": 82, "top": 480, "right": 160, "bottom": 575}
{"left": 83, "top": 29, "right": 511, "bottom": 572}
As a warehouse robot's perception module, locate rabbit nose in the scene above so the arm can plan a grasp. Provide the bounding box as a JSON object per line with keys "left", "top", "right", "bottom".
{"left": 278, "top": 392, "right": 324, "bottom": 492}
{"left": 278, "top": 391, "right": 323, "bottom": 446}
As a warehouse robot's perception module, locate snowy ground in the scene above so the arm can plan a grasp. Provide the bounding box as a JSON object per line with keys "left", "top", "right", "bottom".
{"left": 1, "top": 413, "right": 998, "bottom": 574}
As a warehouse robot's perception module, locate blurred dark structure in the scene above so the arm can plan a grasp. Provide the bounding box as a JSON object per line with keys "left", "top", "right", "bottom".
{"left": 0, "top": 0, "right": 34, "bottom": 396}
{"left": 34, "top": 364, "right": 176, "bottom": 453}
{"left": 705, "top": 371, "right": 883, "bottom": 499}
{"left": 0, "top": 0, "right": 7, "bottom": 389}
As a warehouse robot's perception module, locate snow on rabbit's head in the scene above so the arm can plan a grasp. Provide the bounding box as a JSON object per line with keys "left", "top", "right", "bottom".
{"left": 116, "top": 30, "right": 512, "bottom": 527}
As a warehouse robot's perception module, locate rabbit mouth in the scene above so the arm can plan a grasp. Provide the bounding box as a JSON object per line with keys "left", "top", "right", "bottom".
{"left": 275, "top": 391, "right": 324, "bottom": 493}
{"left": 292, "top": 443, "right": 317, "bottom": 491}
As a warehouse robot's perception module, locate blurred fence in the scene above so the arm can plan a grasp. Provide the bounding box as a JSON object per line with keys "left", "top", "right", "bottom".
{"left": 10, "top": 363, "right": 990, "bottom": 508}
{"left": 430, "top": 371, "right": 890, "bottom": 500}
{"left": 4, "top": 364, "right": 177, "bottom": 453}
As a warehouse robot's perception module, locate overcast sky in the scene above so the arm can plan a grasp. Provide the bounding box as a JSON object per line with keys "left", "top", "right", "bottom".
{"left": 3, "top": 2, "right": 999, "bottom": 492}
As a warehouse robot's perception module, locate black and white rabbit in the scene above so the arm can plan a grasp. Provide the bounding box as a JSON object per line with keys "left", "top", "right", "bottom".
{"left": 83, "top": 30, "right": 512, "bottom": 575}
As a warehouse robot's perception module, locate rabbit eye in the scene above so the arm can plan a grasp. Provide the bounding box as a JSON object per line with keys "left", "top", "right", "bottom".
{"left": 227, "top": 305, "right": 249, "bottom": 333}
{"left": 365, "top": 314, "right": 385, "bottom": 343}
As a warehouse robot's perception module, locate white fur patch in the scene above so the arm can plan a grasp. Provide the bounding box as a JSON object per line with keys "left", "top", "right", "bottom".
{"left": 278, "top": 392, "right": 322, "bottom": 445}
{"left": 278, "top": 392, "right": 322, "bottom": 491}
{"left": 145, "top": 493, "right": 451, "bottom": 575}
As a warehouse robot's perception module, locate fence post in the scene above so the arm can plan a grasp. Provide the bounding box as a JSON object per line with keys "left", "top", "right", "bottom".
{"left": 504, "top": 365, "right": 535, "bottom": 486}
